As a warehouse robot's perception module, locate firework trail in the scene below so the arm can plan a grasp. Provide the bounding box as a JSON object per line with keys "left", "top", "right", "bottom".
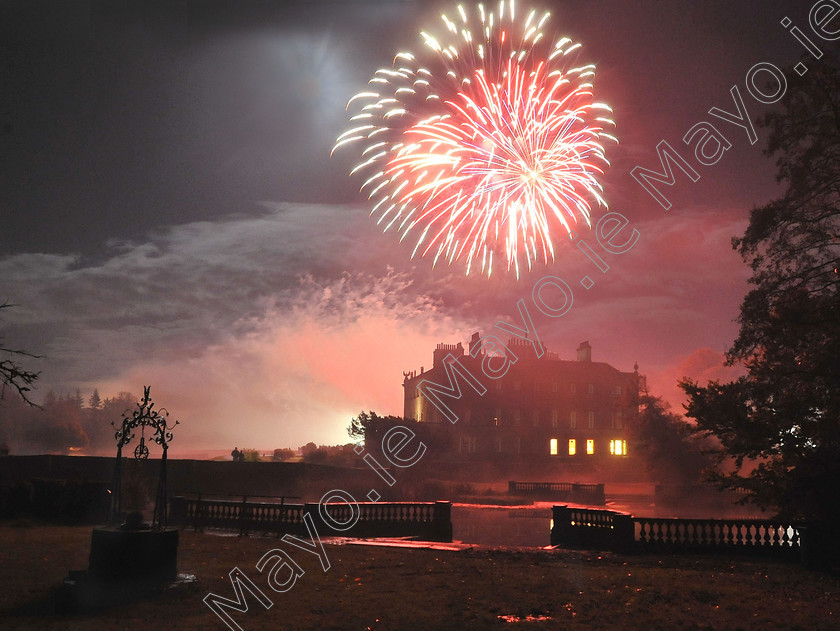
{"left": 334, "top": 1, "right": 616, "bottom": 278}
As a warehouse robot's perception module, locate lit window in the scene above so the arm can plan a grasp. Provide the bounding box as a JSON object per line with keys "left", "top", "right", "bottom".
{"left": 550, "top": 438, "right": 558, "bottom": 455}
{"left": 568, "top": 439, "right": 576, "bottom": 456}
{"left": 586, "top": 439, "right": 594, "bottom": 455}
{"left": 610, "top": 439, "right": 627, "bottom": 456}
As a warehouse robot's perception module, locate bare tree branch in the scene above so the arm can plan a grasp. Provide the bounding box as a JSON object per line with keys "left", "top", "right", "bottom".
{"left": 0, "top": 303, "right": 42, "bottom": 407}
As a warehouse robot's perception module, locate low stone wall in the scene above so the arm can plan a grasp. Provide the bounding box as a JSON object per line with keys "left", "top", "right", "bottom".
{"left": 509, "top": 481, "right": 606, "bottom": 505}
{"left": 170, "top": 496, "right": 453, "bottom": 542}
{"left": 550, "top": 505, "right": 806, "bottom": 562}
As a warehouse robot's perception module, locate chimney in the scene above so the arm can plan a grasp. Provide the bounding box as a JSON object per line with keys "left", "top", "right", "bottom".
{"left": 433, "top": 341, "right": 464, "bottom": 368}
{"left": 469, "top": 331, "right": 481, "bottom": 356}
{"left": 576, "top": 341, "right": 592, "bottom": 362}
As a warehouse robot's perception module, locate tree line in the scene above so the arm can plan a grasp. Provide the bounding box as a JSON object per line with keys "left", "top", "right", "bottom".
{"left": 0, "top": 387, "right": 137, "bottom": 455}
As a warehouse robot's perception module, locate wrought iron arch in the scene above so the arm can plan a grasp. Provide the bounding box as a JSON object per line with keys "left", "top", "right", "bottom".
{"left": 111, "top": 386, "right": 179, "bottom": 528}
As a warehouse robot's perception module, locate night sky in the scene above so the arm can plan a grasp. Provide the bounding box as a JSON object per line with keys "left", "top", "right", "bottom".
{"left": 0, "top": 0, "right": 821, "bottom": 452}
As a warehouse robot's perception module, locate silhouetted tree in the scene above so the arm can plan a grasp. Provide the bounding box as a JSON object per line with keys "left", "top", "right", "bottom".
{"left": 21, "top": 391, "right": 88, "bottom": 453}
{"left": 300, "top": 442, "right": 318, "bottom": 458}
{"left": 347, "top": 410, "right": 405, "bottom": 443}
{"left": 241, "top": 448, "right": 260, "bottom": 462}
{"left": 681, "top": 52, "right": 840, "bottom": 522}
{"left": 629, "top": 395, "right": 712, "bottom": 486}
{"left": 272, "top": 448, "right": 295, "bottom": 461}
{"left": 85, "top": 391, "right": 136, "bottom": 454}
{"left": 88, "top": 389, "right": 102, "bottom": 409}
{"left": 0, "top": 303, "right": 40, "bottom": 406}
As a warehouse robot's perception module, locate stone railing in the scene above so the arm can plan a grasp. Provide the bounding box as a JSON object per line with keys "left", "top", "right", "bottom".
{"left": 169, "top": 496, "right": 452, "bottom": 542}
{"left": 169, "top": 495, "right": 305, "bottom": 536}
{"left": 509, "top": 481, "right": 606, "bottom": 505}
{"left": 550, "top": 505, "right": 802, "bottom": 560}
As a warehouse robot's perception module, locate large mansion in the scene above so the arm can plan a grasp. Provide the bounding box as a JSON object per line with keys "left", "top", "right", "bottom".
{"left": 401, "top": 332, "right": 641, "bottom": 462}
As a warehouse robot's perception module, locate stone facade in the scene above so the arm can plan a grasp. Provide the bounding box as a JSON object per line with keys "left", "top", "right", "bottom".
{"left": 402, "top": 332, "right": 640, "bottom": 462}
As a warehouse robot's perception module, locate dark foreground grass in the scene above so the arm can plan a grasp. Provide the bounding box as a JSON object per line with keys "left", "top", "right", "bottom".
{"left": 1, "top": 520, "right": 838, "bottom": 630}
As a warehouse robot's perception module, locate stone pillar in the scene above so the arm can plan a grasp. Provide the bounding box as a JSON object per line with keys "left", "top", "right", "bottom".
{"left": 433, "top": 501, "right": 453, "bottom": 542}
{"left": 595, "top": 484, "right": 606, "bottom": 505}
{"left": 612, "top": 513, "right": 635, "bottom": 553}
{"left": 551, "top": 505, "right": 570, "bottom": 546}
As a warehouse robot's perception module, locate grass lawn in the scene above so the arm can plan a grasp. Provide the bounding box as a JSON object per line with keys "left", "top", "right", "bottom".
{"left": 1, "top": 520, "right": 838, "bottom": 630}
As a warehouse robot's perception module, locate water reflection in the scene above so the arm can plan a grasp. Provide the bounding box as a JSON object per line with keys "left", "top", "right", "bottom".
{"left": 452, "top": 498, "right": 769, "bottom": 548}
{"left": 452, "top": 503, "right": 553, "bottom": 547}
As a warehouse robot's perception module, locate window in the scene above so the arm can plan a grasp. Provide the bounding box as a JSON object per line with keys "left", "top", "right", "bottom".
{"left": 532, "top": 410, "right": 540, "bottom": 426}
{"left": 513, "top": 409, "right": 521, "bottom": 426}
{"left": 615, "top": 385, "right": 623, "bottom": 395}
{"left": 496, "top": 380, "right": 502, "bottom": 390}
{"left": 550, "top": 438, "right": 558, "bottom": 456}
{"left": 570, "top": 383, "right": 576, "bottom": 393}
{"left": 552, "top": 382, "right": 559, "bottom": 393}
{"left": 586, "top": 439, "right": 595, "bottom": 455}
{"left": 588, "top": 383, "right": 594, "bottom": 394}
{"left": 610, "top": 439, "right": 627, "bottom": 456}
{"left": 568, "top": 439, "right": 576, "bottom": 456}
{"left": 551, "top": 409, "right": 559, "bottom": 428}
{"left": 514, "top": 381, "right": 521, "bottom": 391}
{"left": 588, "top": 411, "right": 595, "bottom": 429}
{"left": 496, "top": 437, "right": 503, "bottom": 452}
{"left": 612, "top": 411, "right": 623, "bottom": 429}
{"left": 570, "top": 410, "right": 577, "bottom": 429}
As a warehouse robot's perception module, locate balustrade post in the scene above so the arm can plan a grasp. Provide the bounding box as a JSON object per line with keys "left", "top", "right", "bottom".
{"left": 595, "top": 484, "right": 606, "bottom": 505}
{"left": 239, "top": 496, "right": 248, "bottom": 537}
{"left": 433, "top": 501, "right": 453, "bottom": 542}
{"left": 304, "top": 502, "right": 323, "bottom": 536}
{"left": 551, "top": 505, "right": 570, "bottom": 547}
{"left": 275, "top": 496, "right": 285, "bottom": 538}
{"left": 193, "top": 494, "right": 203, "bottom": 532}
{"left": 612, "top": 513, "right": 635, "bottom": 553}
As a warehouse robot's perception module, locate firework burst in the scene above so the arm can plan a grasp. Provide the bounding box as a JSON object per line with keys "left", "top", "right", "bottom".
{"left": 334, "top": 1, "right": 616, "bottom": 278}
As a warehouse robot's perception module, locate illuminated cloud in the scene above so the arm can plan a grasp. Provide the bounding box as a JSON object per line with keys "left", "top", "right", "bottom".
{"left": 0, "top": 204, "right": 753, "bottom": 448}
